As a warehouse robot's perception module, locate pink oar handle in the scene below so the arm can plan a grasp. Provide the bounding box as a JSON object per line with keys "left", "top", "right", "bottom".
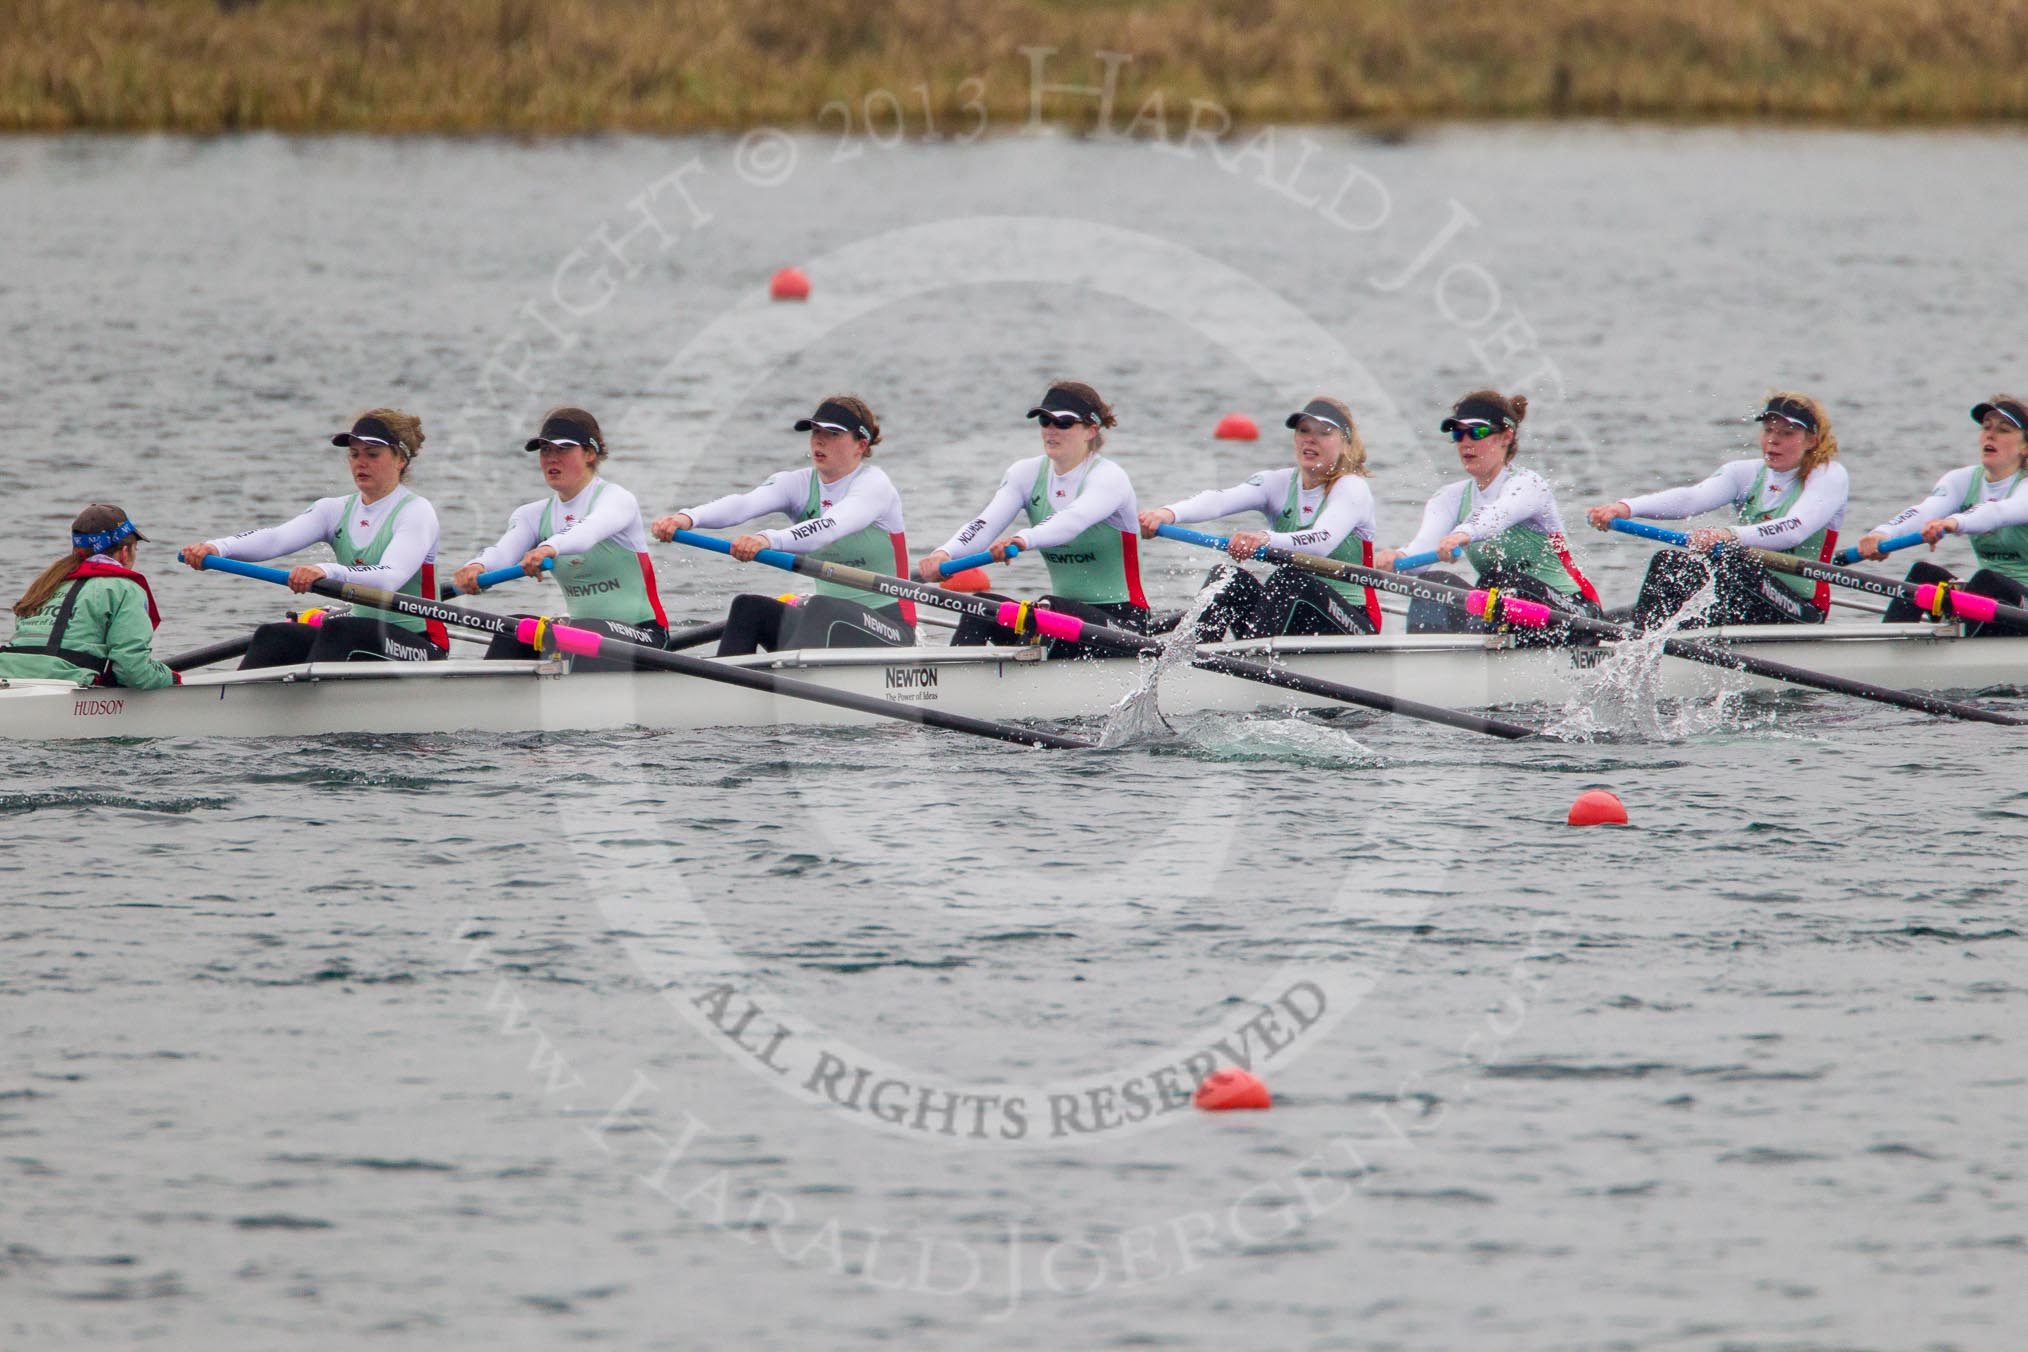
{"left": 516, "top": 616, "right": 603, "bottom": 657}
{"left": 1468, "top": 590, "right": 1552, "bottom": 628}
{"left": 992, "top": 601, "right": 1084, "bottom": 641}
{"left": 1916, "top": 584, "right": 1998, "bottom": 623}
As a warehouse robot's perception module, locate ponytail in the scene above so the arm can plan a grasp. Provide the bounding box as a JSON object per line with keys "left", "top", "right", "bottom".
{"left": 13, "top": 549, "right": 86, "bottom": 618}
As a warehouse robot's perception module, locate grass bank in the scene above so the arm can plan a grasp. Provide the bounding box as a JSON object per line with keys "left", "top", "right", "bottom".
{"left": 7, "top": 0, "right": 2028, "bottom": 132}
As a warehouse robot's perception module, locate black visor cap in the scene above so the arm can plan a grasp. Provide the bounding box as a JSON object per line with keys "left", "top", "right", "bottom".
{"left": 1753, "top": 396, "right": 1819, "bottom": 434}
{"left": 1439, "top": 396, "right": 1512, "bottom": 434}
{"left": 793, "top": 400, "right": 870, "bottom": 440}
{"left": 333, "top": 415, "right": 399, "bottom": 448}
{"left": 524, "top": 413, "right": 602, "bottom": 453}
{"left": 1285, "top": 399, "right": 1349, "bottom": 433}
{"left": 1972, "top": 400, "right": 2028, "bottom": 432}
{"left": 1026, "top": 385, "right": 1098, "bottom": 424}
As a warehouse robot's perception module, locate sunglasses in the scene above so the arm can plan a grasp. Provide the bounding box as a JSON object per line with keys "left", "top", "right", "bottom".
{"left": 1036, "top": 413, "right": 1085, "bottom": 430}
{"left": 1448, "top": 423, "right": 1498, "bottom": 442}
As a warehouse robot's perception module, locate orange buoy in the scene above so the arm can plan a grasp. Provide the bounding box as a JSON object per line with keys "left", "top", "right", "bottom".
{"left": 1567, "top": 789, "right": 1628, "bottom": 827}
{"left": 1193, "top": 1067, "right": 1271, "bottom": 1111}
{"left": 940, "top": 567, "right": 992, "bottom": 593}
{"left": 769, "top": 267, "right": 810, "bottom": 301}
{"left": 1213, "top": 413, "right": 1259, "bottom": 441}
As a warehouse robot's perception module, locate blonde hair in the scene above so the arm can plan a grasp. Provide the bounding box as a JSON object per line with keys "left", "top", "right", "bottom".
{"left": 1766, "top": 390, "right": 1839, "bottom": 479}
{"left": 1298, "top": 396, "right": 1369, "bottom": 481}
{"left": 1455, "top": 389, "right": 1530, "bottom": 463}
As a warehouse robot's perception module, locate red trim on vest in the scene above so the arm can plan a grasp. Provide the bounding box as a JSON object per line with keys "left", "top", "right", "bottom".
{"left": 636, "top": 553, "right": 671, "bottom": 628}
{"left": 1812, "top": 529, "right": 1838, "bottom": 613}
{"left": 1359, "top": 539, "right": 1383, "bottom": 632}
{"left": 417, "top": 563, "right": 448, "bottom": 649}
{"left": 1119, "top": 532, "right": 1149, "bottom": 610}
{"left": 1550, "top": 535, "right": 1601, "bottom": 606}
{"left": 69, "top": 561, "right": 161, "bottom": 628}
{"left": 889, "top": 533, "right": 916, "bottom": 627}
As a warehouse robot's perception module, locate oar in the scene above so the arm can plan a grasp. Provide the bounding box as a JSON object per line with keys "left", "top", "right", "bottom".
{"left": 182, "top": 554, "right": 1091, "bottom": 749}
{"left": 439, "top": 556, "right": 555, "bottom": 599}
{"left": 1834, "top": 533, "right": 1922, "bottom": 565}
{"left": 165, "top": 635, "right": 253, "bottom": 672}
{"left": 938, "top": 543, "right": 1020, "bottom": 578}
{"left": 1166, "top": 524, "right": 2023, "bottom": 725}
{"left": 662, "top": 620, "right": 728, "bottom": 651}
{"left": 1609, "top": 519, "right": 2028, "bottom": 629}
{"left": 669, "top": 530, "right": 1549, "bottom": 740}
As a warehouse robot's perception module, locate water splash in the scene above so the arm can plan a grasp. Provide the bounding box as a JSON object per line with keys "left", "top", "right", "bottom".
{"left": 1094, "top": 581, "right": 1223, "bottom": 749}
{"left": 1546, "top": 572, "right": 1754, "bottom": 741}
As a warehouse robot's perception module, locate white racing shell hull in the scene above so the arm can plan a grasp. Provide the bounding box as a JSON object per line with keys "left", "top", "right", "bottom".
{"left": 0, "top": 623, "right": 2018, "bottom": 741}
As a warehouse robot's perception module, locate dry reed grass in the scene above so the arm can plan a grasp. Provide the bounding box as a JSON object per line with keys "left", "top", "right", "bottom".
{"left": 5, "top": 0, "right": 2027, "bottom": 132}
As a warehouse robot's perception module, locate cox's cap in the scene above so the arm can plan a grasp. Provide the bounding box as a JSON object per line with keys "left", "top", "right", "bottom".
{"left": 333, "top": 414, "right": 404, "bottom": 450}
{"left": 1971, "top": 399, "right": 2028, "bottom": 432}
{"left": 1753, "top": 396, "right": 1819, "bottom": 434}
{"left": 72, "top": 503, "right": 147, "bottom": 553}
{"left": 524, "top": 408, "right": 605, "bottom": 454}
{"left": 1026, "top": 384, "right": 1099, "bottom": 424}
{"left": 793, "top": 400, "right": 871, "bottom": 439}
{"left": 1285, "top": 399, "right": 1350, "bottom": 433}
{"left": 1439, "top": 395, "right": 1513, "bottom": 435}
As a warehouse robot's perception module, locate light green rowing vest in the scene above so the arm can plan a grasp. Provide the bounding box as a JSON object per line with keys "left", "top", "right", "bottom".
{"left": 801, "top": 473, "right": 903, "bottom": 611}
{"left": 1959, "top": 469, "right": 2028, "bottom": 585}
{"left": 1737, "top": 466, "right": 1828, "bottom": 599}
{"left": 333, "top": 492, "right": 427, "bottom": 632}
{"left": 1023, "top": 456, "right": 1133, "bottom": 605}
{"left": 1455, "top": 481, "right": 1577, "bottom": 595}
{"left": 1275, "top": 473, "right": 1367, "bottom": 603}
{"left": 539, "top": 484, "right": 658, "bottom": 624}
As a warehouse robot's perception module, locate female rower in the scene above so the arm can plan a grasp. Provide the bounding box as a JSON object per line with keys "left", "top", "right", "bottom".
{"left": 0, "top": 504, "right": 177, "bottom": 689}
{"left": 649, "top": 396, "right": 913, "bottom": 658}
{"left": 1855, "top": 397, "right": 2028, "bottom": 637}
{"left": 180, "top": 410, "right": 446, "bottom": 666}
{"left": 454, "top": 407, "right": 670, "bottom": 665}
{"left": 1139, "top": 396, "right": 1382, "bottom": 640}
{"left": 916, "top": 381, "right": 1147, "bottom": 659}
{"left": 1586, "top": 392, "right": 1848, "bottom": 631}
{"left": 1374, "top": 389, "right": 1601, "bottom": 635}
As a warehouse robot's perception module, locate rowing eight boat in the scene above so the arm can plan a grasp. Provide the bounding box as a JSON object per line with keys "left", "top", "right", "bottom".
{"left": 2, "top": 621, "right": 2018, "bottom": 740}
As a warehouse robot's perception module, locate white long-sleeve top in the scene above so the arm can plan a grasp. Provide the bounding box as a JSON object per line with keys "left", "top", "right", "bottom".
{"left": 938, "top": 454, "right": 1137, "bottom": 557}
{"left": 466, "top": 477, "right": 650, "bottom": 570}
{"left": 1397, "top": 466, "right": 1571, "bottom": 560}
{"left": 682, "top": 463, "right": 905, "bottom": 555}
{"left": 208, "top": 486, "right": 440, "bottom": 589}
{"left": 1163, "top": 468, "right": 1376, "bottom": 555}
{"left": 1871, "top": 465, "right": 2028, "bottom": 537}
{"left": 1621, "top": 458, "right": 1850, "bottom": 552}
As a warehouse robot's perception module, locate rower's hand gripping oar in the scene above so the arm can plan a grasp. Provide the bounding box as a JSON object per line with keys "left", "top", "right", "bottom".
{"left": 938, "top": 544, "right": 1020, "bottom": 578}
{"left": 669, "top": 529, "right": 1550, "bottom": 740}
{"left": 440, "top": 556, "right": 555, "bottom": 599}
{"left": 1608, "top": 518, "right": 2028, "bottom": 629}
{"left": 1834, "top": 533, "right": 1922, "bottom": 566}
{"left": 181, "top": 552, "right": 1092, "bottom": 749}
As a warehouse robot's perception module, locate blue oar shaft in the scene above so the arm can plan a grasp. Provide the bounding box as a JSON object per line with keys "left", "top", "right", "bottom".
{"left": 1833, "top": 532, "right": 1922, "bottom": 565}
{"left": 671, "top": 529, "right": 803, "bottom": 571}
{"left": 939, "top": 543, "right": 1019, "bottom": 577}
{"left": 474, "top": 557, "right": 555, "bottom": 589}
{"left": 1606, "top": 518, "right": 1692, "bottom": 548}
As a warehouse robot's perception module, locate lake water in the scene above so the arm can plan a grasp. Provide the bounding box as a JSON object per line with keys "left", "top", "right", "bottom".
{"left": 2, "top": 125, "right": 2025, "bottom": 1350}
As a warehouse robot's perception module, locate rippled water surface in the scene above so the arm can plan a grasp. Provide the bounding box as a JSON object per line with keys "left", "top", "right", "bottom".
{"left": 3, "top": 127, "right": 2026, "bottom": 1350}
